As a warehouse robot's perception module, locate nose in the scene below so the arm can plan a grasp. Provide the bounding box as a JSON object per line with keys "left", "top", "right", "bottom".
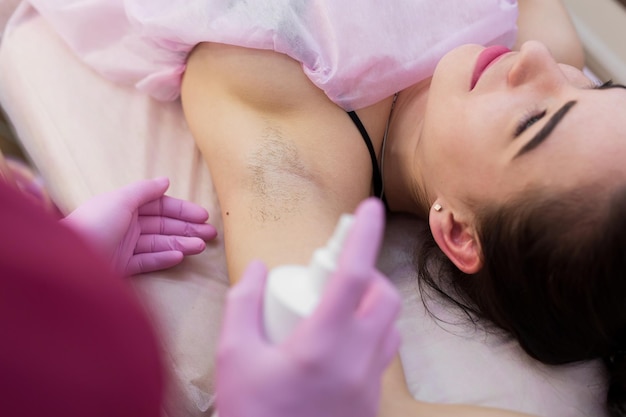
{"left": 507, "top": 41, "right": 563, "bottom": 89}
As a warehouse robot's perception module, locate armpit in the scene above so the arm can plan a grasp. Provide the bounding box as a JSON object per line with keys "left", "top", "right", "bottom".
{"left": 244, "top": 126, "right": 317, "bottom": 223}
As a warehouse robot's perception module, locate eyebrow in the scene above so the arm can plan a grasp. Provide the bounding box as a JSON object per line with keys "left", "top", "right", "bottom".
{"left": 513, "top": 100, "right": 577, "bottom": 159}
{"left": 595, "top": 81, "right": 626, "bottom": 91}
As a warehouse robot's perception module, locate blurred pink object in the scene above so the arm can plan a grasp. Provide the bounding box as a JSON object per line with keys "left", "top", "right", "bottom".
{"left": 0, "top": 153, "right": 62, "bottom": 217}
{"left": 15, "top": 0, "right": 518, "bottom": 109}
{"left": 0, "top": 179, "right": 164, "bottom": 417}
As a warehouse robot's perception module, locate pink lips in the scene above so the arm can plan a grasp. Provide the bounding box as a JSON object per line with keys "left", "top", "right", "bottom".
{"left": 470, "top": 45, "right": 511, "bottom": 90}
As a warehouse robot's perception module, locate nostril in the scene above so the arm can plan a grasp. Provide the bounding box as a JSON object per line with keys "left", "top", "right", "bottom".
{"left": 507, "top": 59, "right": 528, "bottom": 87}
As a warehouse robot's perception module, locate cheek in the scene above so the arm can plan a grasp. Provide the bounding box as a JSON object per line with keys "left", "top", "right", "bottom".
{"left": 421, "top": 80, "right": 513, "bottom": 187}
{"left": 432, "top": 44, "right": 483, "bottom": 91}
{"left": 420, "top": 118, "right": 478, "bottom": 192}
{"left": 423, "top": 99, "right": 482, "bottom": 165}
{"left": 422, "top": 112, "right": 508, "bottom": 198}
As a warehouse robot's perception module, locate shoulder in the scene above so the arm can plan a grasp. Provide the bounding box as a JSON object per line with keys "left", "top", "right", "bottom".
{"left": 180, "top": 41, "right": 379, "bottom": 215}
{"left": 180, "top": 43, "right": 381, "bottom": 281}
{"left": 183, "top": 42, "right": 330, "bottom": 114}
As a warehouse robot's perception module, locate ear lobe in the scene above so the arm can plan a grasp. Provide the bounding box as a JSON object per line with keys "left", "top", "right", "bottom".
{"left": 429, "top": 208, "right": 483, "bottom": 274}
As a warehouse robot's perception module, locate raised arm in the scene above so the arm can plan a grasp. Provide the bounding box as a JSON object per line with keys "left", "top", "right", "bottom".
{"left": 181, "top": 42, "right": 379, "bottom": 282}
{"left": 515, "top": 0, "right": 585, "bottom": 69}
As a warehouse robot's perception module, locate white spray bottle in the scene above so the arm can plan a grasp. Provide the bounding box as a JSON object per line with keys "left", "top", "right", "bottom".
{"left": 263, "top": 214, "right": 355, "bottom": 344}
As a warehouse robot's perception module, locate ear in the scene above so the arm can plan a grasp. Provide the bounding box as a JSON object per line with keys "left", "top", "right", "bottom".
{"left": 428, "top": 202, "right": 483, "bottom": 274}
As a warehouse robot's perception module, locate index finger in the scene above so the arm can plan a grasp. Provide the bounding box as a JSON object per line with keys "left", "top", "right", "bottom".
{"left": 114, "top": 177, "right": 170, "bottom": 207}
{"left": 138, "top": 196, "right": 210, "bottom": 223}
{"left": 317, "top": 198, "right": 385, "bottom": 319}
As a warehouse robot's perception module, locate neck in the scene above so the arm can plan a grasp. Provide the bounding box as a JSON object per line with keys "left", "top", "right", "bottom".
{"left": 383, "top": 78, "right": 432, "bottom": 218}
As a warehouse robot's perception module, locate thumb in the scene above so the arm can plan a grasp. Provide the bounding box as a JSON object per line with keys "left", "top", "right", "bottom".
{"left": 114, "top": 177, "right": 170, "bottom": 208}
{"left": 319, "top": 198, "right": 386, "bottom": 320}
{"left": 220, "top": 261, "right": 269, "bottom": 346}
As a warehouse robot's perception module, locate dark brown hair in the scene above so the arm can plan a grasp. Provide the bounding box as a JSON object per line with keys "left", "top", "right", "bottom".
{"left": 417, "top": 185, "right": 626, "bottom": 416}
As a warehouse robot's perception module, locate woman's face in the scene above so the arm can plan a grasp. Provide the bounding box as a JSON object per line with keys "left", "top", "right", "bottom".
{"left": 417, "top": 41, "right": 626, "bottom": 209}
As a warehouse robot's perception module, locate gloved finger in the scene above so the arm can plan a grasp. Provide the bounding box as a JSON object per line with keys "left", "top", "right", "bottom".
{"left": 133, "top": 235, "right": 206, "bottom": 255}
{"left": 317, "top": 198, "right": 385, "bottom": 321}
{"left": 220, "top": 261, "right": 268, "bottom": 347}
{"left": 355, "top": 276, "right": 402, "bottom": 368}
{"left": 376, "top": 327, "right": 402, "bottom": 373}
{"left": 125, "top": 251, "right": 184, "bottom": 276}
{"left": 357, "top": 271, "right": 401, "bottom": 325}
{"left": 138, "top": 195, "right": 210, "bottom": 223}
{"left": 138, "top": 216, "right": 217, "bottom": 239}
{"left": 112, "top": 177, "right": 170, "bottom": 208}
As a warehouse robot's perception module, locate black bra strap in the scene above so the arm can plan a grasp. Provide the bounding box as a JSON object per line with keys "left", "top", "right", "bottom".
{"left": 347, "top": 111, "right": 386, "bottom": 204}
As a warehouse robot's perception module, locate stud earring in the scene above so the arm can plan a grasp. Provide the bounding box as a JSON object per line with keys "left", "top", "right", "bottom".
{"left": 433, "top": 203, "right": 442, "bottom": 212}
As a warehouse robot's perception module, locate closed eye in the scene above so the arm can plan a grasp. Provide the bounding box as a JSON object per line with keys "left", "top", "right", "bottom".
{"left": 512, "top": 80, "right": 623, "bottom": 159}
{"left": 514, "top": 109, "right": 547, "bottom": 138}
{"left": 513, "top": 101, "right": 577, "bottom": 159}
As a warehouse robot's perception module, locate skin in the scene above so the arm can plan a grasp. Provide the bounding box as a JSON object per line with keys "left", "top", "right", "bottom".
{"left": 182, "top": 44, "right": 395, "bottom": 281}
{"left": 385, "top": 40, "right": 626, "bottom": 274}
{"left": 180, "top": 1, "right": 609, "bottom": 416}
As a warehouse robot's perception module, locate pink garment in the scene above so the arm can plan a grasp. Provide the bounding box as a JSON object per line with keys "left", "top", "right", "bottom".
{"left": 0, "top": 180, "right": 164, "bottom": 417}
{"left": 16, "top": 0, "right": 518, "bottom": 110}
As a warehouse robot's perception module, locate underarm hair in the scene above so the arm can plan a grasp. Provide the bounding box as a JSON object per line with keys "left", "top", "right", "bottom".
{"left": 244, "top": 125, "right": 316, "bottom": 223}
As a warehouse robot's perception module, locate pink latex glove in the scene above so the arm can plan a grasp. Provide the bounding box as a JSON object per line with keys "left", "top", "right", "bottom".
{"left": 216, "top": 198, "right": 401, "bottom": 417}
{"left": 62, "top": 177, "right": 217, "bottom": 277}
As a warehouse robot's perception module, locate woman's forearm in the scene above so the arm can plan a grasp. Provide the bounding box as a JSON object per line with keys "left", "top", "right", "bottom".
{"left": 379, "top": 356, "right": 538, "bottom": 417}
{"left": 391, "top": 401, "right": 540, "bottom": 417}
{"left": 515, "top": 0, "right": 585, "bottom": 69}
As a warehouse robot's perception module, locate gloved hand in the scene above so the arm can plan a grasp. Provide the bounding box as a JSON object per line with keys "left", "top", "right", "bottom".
{"left": 216, "top": 198, "right": 401, "bottom": 417}
{"left": 62, "top": 177, "right": 217, "bottom": 277}
{"left": 0, "top": 155, "right": 61, "bottom": 217}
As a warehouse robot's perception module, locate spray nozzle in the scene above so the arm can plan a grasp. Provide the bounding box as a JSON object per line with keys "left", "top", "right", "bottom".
{"left": 325, "top": 214, "right": 355, "bottom": 263}
{"left": 306, "top": 214, "right": 355, "bottom": 294}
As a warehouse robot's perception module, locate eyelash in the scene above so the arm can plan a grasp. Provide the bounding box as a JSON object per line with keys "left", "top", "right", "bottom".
{"left": 514, "top": 80, "right": 621, "bottom": 137}
{"left": 515, "top": 108, "right": 547, "bottom": 137}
